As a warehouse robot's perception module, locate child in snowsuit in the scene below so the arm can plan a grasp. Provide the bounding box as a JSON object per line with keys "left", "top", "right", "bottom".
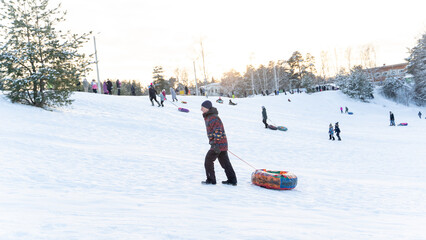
{"left": 340, "top": 107, "right": 343, "bottom": 113}
{"left": 159, "top": 89, "right": 166, "bottom": 107}
{"left": 91, "top": 80, "right": 98, "bottom": 93}
{"left": 335, "top": 122, "right": 341, "bottom": 141}
{"left": 200, "top": 100, "right": 237, "bottom": 186}
{"left": 262, "top": 106, "right": 268, "bottom": 128}
{"left": 329, "top": 124, "right": 335, "bottom": 140}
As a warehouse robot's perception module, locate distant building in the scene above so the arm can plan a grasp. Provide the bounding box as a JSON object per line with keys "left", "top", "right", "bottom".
{"left": 201, "top": 83, "right": 223, "bottom": 96}
{"left": 365, "top": 63, "right": 408, "bottom": 82}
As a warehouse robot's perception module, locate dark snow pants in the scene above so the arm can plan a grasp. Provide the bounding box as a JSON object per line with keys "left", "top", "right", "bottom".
{"left": 336, "top": 132, "right": 341, "bottom": 141}
{"left": 150, "top": 96, "right": 160, "bottom": 106}
{"left": 204, "top": 150, "right": 237, "bottom": 184}
{"left": 262, "top": 119, "right": 268, "bottom": 128}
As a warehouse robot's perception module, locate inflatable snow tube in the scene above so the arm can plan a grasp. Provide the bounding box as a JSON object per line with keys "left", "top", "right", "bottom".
{"left": 251, "top": 169, "right": 297, "bottom": 190}
{"left": 398, "top": 123, "right": 408, "bottom": 126}
{"left": 268, "top": 125, "right": 278, "bottom": 130}
{"left": 277, "top": 126, "right": 288, "bottom": 131}
{"left": 178, "top": 107, "right": 189, "bottom": 113}
{"left": 348, "top": 112, "right": 354, "bottom": 115}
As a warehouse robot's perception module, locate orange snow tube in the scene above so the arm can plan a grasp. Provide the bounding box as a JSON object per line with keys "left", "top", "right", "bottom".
{"left": 251, "top": 169, "right": 297, "bottom": 190}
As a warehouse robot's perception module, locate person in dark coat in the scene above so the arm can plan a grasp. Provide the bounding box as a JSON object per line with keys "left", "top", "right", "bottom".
{"left": 201, "top": 100, "right": 237, "bottom": 186}
{"left": 149, "top": 85, "right": 161, "bottom": 106}
{"left": 419, "top": 111, "right": 422, "bottom": 119}
{"left": 345, "top": 106, "right": 348, "bottom": 113}
{"left": 335, "top": 122, "right": 341, "bottom": 141}
{"left": 390, "top": 111, "right": 395, "bottom": 126}
{"left": 185, "top": 86, "right": 189, "bottom": 95}
{"left": 131, "top": 84, "right": 136, "bottom": 96}
{"left": 116, "top": 79, "right": 121, "bottom": 95}
{"left": 106, "top": 79, "right": 113, "bottom": 95}
{"left": 262, "top": 106, "right": 268, "bottom": 128}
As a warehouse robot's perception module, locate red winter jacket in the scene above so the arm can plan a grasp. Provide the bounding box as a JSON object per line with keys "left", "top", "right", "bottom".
{"left": 203, "top": 107, "right": 228, "bottom": 151}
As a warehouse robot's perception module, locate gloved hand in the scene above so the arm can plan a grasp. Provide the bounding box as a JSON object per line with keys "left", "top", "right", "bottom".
{"left": 209, "top": 141, "right": 220, "bottom": 154}
{"left": 211, "top": 144, "right": 221, "bottom": 154}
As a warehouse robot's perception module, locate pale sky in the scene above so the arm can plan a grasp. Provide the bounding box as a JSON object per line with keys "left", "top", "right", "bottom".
{"left": 50, "top": 0, "right": 426, "bottom": 85}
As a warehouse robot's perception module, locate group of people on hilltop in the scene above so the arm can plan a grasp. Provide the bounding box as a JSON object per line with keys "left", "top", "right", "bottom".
{"left": 81, "top": 79, "right": 122, "bottom": 95}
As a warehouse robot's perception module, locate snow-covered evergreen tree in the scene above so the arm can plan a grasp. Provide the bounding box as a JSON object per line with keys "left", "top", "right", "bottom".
{"left": 406, "top": 33, "right": 426, "bottom": 106}
{"left": 0, "top": 0, "right": 91, "bottom": 108}
{"left": 381, "top": 75, "right": 412, "bottom": 105}
{"left": 337, "top": 65, "right": 374, "bottom": 101}
{"left": 152, "top": 66, "right": 169, "bottom": 92}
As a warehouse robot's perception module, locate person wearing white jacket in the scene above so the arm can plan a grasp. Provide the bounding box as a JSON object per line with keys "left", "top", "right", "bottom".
{"left": 170, "top": 87, "right": 178, "bottom": 102}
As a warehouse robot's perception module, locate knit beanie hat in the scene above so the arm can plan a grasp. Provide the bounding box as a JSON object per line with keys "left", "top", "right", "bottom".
{"left": 201, "top": 100, "right": 212, "bottom": 109}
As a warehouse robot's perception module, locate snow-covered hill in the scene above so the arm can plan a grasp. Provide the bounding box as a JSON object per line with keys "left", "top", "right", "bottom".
{"left": 0, "top": 90, "right": 425, "bottom": 239}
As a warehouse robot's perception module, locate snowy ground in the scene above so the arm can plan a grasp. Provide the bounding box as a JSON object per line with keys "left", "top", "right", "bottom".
{"left": 0, "top": 90, "right": 425, "bottom": 240}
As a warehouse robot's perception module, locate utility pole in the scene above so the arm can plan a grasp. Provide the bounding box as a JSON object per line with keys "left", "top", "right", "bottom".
{"left": 273, "top": 63, "right": 279, "bottom": 94}
{"left": 200, "top": 40, "right": 207, "bottom": 86}
{"left": 250, "top": 53, "right": 255, "bottom": 95}
{"left": 251, "top": 69, "right": 255, "bottom": 96}
{"left": 93, "top": 36, "right": 101, "bottom": 93}
{"left": 193, "top": 60, "right": 199, "bottom": 96}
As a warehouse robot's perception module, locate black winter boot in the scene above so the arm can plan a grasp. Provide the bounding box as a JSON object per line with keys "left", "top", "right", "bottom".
{"left": 201, "top": 179, "right": 216, "bottom": 185}
{"left": 222, "top": 180, "right": 237, "bottom": 186}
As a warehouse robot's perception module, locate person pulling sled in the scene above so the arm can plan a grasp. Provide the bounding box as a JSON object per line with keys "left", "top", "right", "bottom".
{"left": 262, "top": 106, "right": 268, "bottom": 128}
{"left": 200, "top": 100, "right": 237, "bottom": 186}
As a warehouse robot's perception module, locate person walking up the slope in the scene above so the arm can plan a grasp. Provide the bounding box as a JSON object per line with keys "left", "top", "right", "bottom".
{"left": 159, "top": 89, "right": 166, "bottom": 107}
{"left": 340, "top": 107, "right": 343, "bottom": 113}
{"left": 345, "top": 106, "right": 348, "bottom": 114}
{"left": 329, "top": 124, "right": 335, "bottom": 140}
{"left": 419, "top": 111, "right": 422, "bottom": 119}
{"left": 335, "top": 122, "right": 341, "bottom": 141}
{"left": 201, "top": 100, "right": 237, "bottom": 186}
{"left": 170, "top": 87, "right": 178, "bottom": 102}
{"left": 148, "top": 85, "right": 161, "bottom": 106}
{"left": 262, "top": 106, "right": 268, "bottom": 128}
{"left": 390, "top": 111, "right": 395, "bottom": 126}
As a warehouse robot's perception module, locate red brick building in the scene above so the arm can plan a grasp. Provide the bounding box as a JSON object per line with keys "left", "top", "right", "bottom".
{"left": 365, "top": 63, "right": 408, "bottom": 82}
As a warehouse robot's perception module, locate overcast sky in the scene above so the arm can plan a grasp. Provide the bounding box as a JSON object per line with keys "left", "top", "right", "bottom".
{"left": 50, "top": 0, "right": 426, "bottom": 85}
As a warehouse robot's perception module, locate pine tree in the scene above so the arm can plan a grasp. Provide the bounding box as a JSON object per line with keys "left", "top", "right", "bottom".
{"left": 152, "top": 66, "right": 168, "bottom": 92}
{"left": 287, "top": 51, "right": 304, "bottom": 89}
{"left": 406, "top": 33, "right": 426, "bottom": 105}
{"left": 0, "top": 0, "right": 91, "bottom": 108}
